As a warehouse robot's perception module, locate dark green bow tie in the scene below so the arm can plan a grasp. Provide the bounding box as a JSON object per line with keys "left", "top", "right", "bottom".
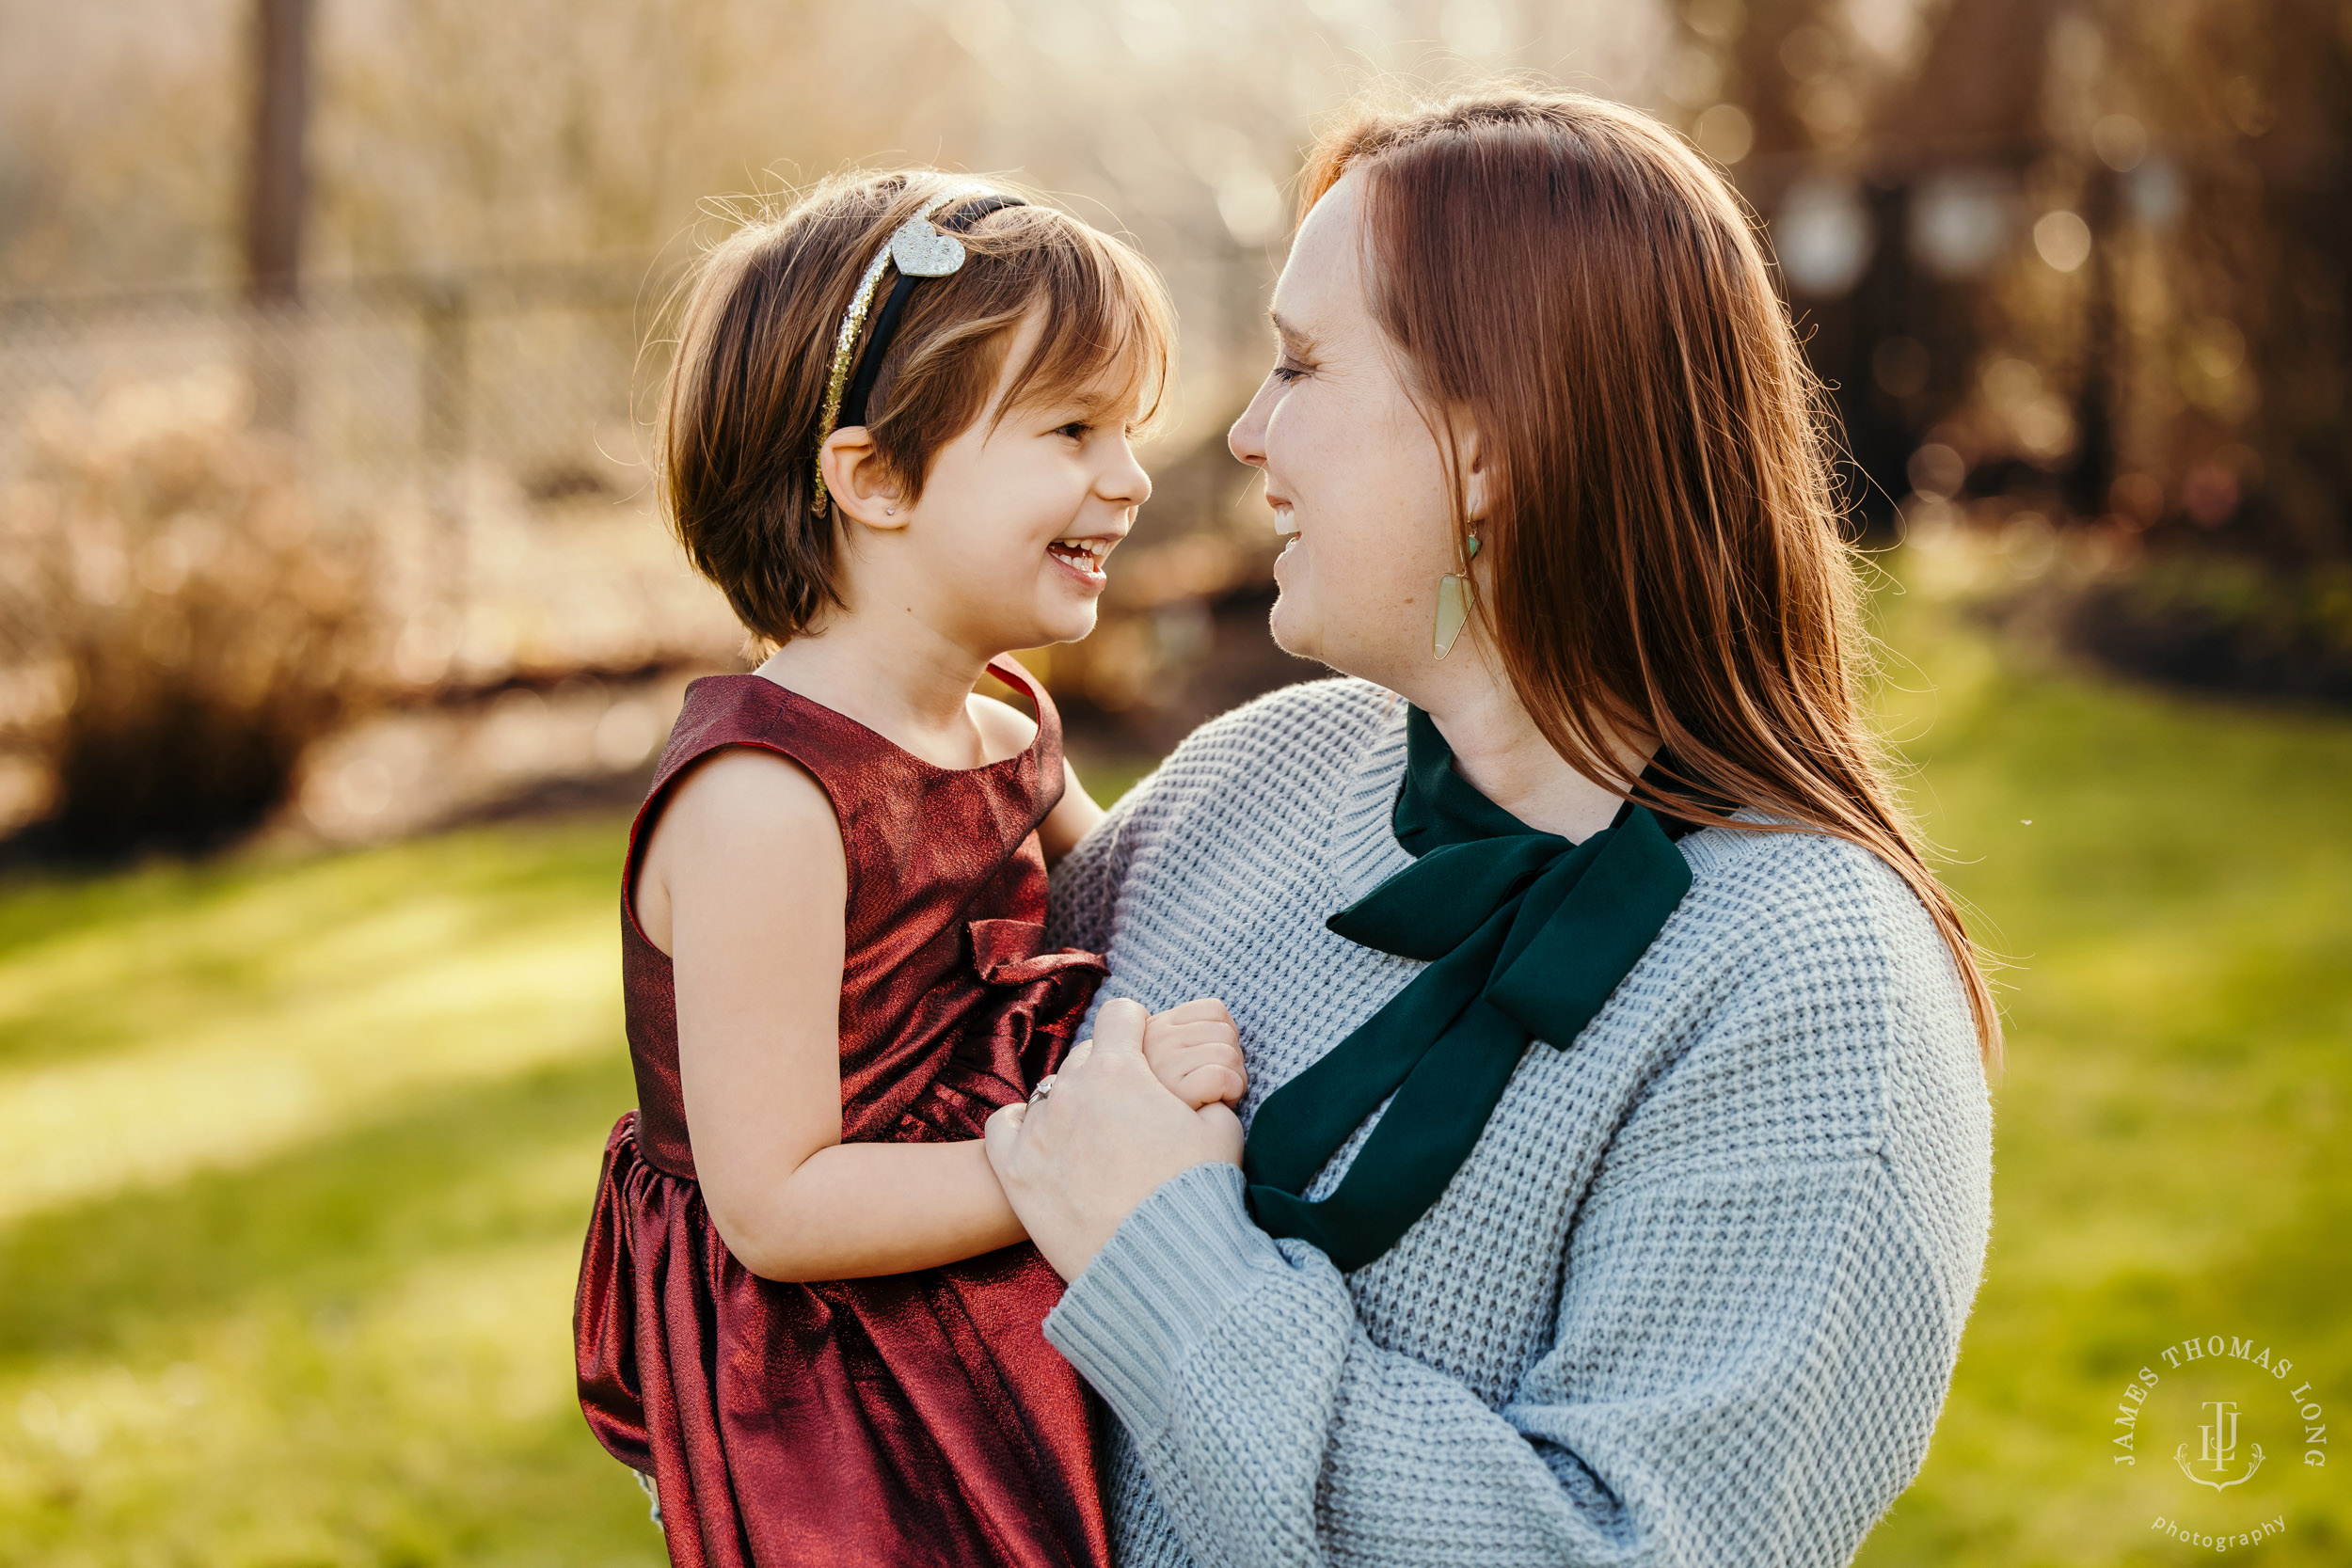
{"left": 1242, "top": 705, "right": 1695, "bottom": 1272}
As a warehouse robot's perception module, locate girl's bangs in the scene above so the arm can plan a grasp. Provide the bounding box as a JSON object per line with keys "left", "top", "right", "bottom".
{"left": 1004, "top": 233, "right": 1176, "bottom": 433}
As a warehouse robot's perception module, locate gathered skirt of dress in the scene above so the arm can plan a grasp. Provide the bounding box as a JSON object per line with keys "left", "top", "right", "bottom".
{"left": 575, "top": 928, "right": 1111, "bottom": 1568}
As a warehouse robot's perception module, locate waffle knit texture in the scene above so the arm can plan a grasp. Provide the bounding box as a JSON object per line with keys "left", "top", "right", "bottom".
{"left": 1041, "top": 678, "right": 1993, "bottom": 1568}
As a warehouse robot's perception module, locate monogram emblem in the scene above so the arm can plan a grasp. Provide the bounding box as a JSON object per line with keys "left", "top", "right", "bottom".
{"left": 2175, "top": 1400, "right": 2265, "bottom": 1492}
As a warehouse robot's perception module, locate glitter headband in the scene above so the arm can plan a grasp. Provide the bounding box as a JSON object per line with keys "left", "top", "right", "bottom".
{"left": 810, "top": 188, "right": 1027, "bottom": 516}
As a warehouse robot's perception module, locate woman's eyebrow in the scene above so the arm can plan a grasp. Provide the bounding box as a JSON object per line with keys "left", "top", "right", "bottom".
{"left": 1269, "top": 309, "right": 1319, "bottom": 355}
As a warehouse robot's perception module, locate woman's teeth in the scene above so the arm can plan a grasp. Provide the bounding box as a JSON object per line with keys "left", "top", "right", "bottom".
{"left": 1048, "top": 538, "right": 1109, "bottom": 573}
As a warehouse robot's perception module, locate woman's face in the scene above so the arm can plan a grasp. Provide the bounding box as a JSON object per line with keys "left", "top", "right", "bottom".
{"left": 1228, "top": 171, "right": 1470, "bottom": 689}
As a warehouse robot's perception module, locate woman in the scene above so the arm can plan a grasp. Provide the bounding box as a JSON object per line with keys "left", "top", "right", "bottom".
{"left": 984, "top": 89, "right": 1996, "bottom": 1567}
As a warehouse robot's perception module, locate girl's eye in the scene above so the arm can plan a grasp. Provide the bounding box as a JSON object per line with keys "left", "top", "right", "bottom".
{"left": 1055, "top": 420, "right": 1090, "bottom": 441}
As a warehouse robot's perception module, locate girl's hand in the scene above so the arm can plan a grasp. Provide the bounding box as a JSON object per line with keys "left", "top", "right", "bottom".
{"left": 1141, "top": 997, "right": 1247, "bottom": 1109}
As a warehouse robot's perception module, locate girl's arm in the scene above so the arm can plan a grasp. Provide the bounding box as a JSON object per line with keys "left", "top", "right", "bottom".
{"left": 636, "top": 745, "right": 1025, "bottom": 1283}
{"left": 1040, "top": 756, "right": 1105, "bottom": 866}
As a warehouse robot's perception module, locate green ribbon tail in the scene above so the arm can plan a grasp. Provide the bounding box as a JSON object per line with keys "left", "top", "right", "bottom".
{"left": 1247, "top": 999, "right": 1529, "bottom": 1272}
{"left": 1241, "top": 913, "right": 1506, "bottom": 1194}
{"left": 1486, "top": 808, "right": 1692, "bottom": 1040}
{"left": 1243, "top": 707, "right": 1700, "bottom": 1275}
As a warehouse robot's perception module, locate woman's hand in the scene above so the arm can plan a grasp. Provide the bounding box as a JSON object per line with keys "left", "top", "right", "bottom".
{"left": 985, "top": 998, "right": 1243, "bottom": 1281}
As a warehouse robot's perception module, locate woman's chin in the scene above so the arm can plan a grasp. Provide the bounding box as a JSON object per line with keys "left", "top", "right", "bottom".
{"left": 1266, "top": 593, "right": 1319, "bottom": 662}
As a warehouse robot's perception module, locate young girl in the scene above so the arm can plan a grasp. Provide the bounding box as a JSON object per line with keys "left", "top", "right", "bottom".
{"left": 572, "top": 172, "right": 1244, "bottom": 1566}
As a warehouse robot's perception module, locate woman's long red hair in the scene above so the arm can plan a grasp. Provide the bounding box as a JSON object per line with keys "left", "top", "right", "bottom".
{"left": 1304, "top": 88, "right": 2001, "bottom": 1067}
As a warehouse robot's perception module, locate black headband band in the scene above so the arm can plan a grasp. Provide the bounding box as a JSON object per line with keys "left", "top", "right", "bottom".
{"left": 838, "top": 195, "right": 1027, "bottom": 431}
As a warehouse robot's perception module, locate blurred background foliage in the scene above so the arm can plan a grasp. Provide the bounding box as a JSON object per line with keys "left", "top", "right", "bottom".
{"left": 0, "top": 0, "right": 2345, "bottom": 1562}
{"left": 4, "top": 0, "right": 2350, "bottom": 849}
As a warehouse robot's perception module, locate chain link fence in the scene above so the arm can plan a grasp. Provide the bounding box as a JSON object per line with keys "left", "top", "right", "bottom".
{"left": 0, "top": 265, "right": 655, "bottom": 505}
{"left": 0, "top": 267, "right": 766, "bottom": 849}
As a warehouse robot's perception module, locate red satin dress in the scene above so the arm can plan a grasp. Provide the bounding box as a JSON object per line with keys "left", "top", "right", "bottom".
{"left": 573, "top": 659, "right": 1110, "bottom": 1568}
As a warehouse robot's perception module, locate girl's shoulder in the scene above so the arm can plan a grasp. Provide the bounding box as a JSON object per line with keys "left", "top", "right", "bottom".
{"left": 633, "top": 673, "right": 1050, "bottom": 884}
{"left": 652, "top": 673, "right": 1049, "bottom": 804}
{"left": 967, "top": 689, "right": 1041, "bottom": 764}
{"left": 650, "top": 673, "right": 859, "bottom": 796}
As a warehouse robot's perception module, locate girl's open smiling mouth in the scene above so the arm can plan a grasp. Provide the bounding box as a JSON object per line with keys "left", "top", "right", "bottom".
{"left": 1047, "top": 535, "right": 1115, "bottom": 586}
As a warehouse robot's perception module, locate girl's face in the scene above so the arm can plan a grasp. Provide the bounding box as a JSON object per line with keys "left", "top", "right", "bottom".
{"left": 1227, "top": 172, "right": 1471, "bottom": 692}
{"left": 883, "top": 311, "right": 1152, "bottom": 654}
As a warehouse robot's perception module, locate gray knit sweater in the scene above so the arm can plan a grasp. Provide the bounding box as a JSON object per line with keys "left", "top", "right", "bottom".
{"left": 1040, "top": 677, "right": 1992, "bottom": 1568}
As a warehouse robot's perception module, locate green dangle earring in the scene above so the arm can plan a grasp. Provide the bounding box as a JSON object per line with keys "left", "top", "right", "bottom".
{"left": 1433, "top": 533, "right": 1478, "bottom": 659}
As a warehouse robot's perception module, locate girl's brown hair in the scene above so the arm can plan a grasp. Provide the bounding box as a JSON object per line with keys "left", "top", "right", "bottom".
{"left": 1304, "top": 88, "right": 2002, "bottom": 1067}
{"left": 658, "top": 171, "right": 1175, "bottom": 645}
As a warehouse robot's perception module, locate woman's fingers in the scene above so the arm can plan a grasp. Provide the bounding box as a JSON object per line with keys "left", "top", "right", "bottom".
{"left": 990, "top": 995, "right": 1247, "bottom": 1280}
{"left": 982, "top": 1100, "right": 1027, "bottom": 1177}
{"left": 1077, "top": 1006, "right": 1152, "bottom": 1067}
{"left": 1096, "top": 1001, "right": 1152, "bottom": 1048}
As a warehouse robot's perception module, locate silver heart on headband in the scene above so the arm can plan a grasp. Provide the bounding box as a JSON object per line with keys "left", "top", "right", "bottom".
{"left": 811, "top": 188, "right": 1001, "bottom": 516}
{"left": 888, "top": 214, "right": 970, "bottom": 277}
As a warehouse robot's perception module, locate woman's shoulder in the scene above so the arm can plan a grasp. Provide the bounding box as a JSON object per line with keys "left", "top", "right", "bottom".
{"left": 1616, "top": 818, "right": 1989, "bottom": 1158}
{"left": 1044, "top": 678, "right": 1395, "bottom": 948}
{"left": 1170, "top": 673, "right": 1394, "bottom": 752}
{"left": 1614, "top": 819, "right": 1993, "bottom": 1239}
{"left": 1110, "top": 676, "right": 1403, "bottom": 859}
{"left": 1681, "top": 822, "right": 1973, "bottom": 1019}
{"left": 1150, "top": 676, "right": 1398, "bottom": 795}
{"left": 1655, "top": 820, "right": 1973, "bottom": 1048}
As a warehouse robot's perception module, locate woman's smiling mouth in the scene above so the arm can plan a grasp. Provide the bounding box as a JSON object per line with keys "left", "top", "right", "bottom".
{"left": 1264, "top": 485, "right": 1299, "bottom": 543}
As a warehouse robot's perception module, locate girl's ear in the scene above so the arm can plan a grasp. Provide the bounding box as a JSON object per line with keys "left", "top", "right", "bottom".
{"left": 818, "top": 426, "right": 912, "bottom": 531}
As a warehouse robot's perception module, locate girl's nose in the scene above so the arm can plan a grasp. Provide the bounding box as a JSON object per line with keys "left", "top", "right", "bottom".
{"left": 1101, "top": 438, "right": 1151, "bottom": 507}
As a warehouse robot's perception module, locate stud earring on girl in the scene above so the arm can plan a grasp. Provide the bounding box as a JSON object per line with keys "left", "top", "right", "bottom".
{"left": 1434, "top": 533, "right": 1479, "bottom": 659}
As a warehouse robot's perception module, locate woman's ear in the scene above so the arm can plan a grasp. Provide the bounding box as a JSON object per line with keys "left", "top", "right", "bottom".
{"left": 1448, "top": 406, "right": 1491, "bottom": 531}
{"left": 818, "top": 426, "right": 911, "bottom": 531}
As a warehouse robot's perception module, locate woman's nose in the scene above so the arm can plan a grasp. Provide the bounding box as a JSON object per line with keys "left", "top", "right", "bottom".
{"left": 1228, "top": 386, "right": 1270, "bottom": 469}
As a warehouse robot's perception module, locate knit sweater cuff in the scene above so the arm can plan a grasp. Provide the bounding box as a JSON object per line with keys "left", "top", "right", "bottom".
{"left": 1042, "top": 1161, "right": 1276, "bottom": 1439}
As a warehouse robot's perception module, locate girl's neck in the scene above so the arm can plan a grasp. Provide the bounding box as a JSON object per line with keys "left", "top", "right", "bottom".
{"left": 756, "top": 610, "right": 1006, "bottom": 770}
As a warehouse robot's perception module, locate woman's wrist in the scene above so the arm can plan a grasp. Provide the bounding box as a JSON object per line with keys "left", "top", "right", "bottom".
{"left": 1042, "top": 1163, "right": 1274, "bottom": 1438}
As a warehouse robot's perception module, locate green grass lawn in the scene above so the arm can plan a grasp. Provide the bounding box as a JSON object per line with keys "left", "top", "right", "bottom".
{"left": 0, "top": 586, "right": 2344, "bottom": 1565}
{"left": 1856, "top": 584, "right": 2350, "bottom": 1567}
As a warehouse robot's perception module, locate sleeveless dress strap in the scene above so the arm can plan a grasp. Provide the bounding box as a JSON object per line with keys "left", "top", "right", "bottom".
{"left": 984, "top": 655, "right": 1063, "bottom": 785}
